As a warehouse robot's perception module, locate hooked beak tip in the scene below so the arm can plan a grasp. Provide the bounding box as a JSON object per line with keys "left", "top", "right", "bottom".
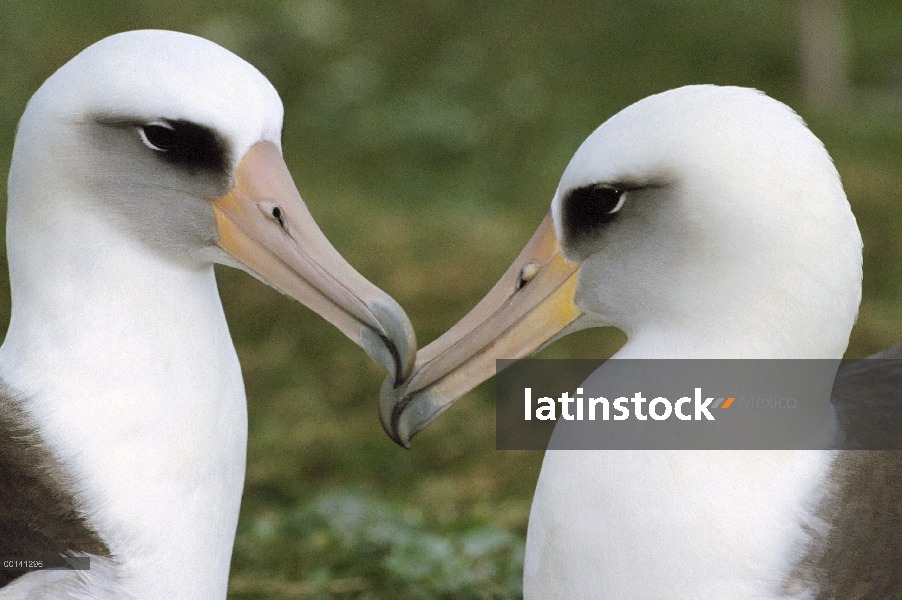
{"left": 363, "top": 296, "right": 417, "bottom": 387}
{"left": 379, "top": 375, "right": 452, "bottom": 449}
{"left": 379, "top": 375, "right": 412, "bottom": 448}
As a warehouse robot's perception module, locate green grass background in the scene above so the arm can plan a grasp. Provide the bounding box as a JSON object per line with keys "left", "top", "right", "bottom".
{"left": 1, "top": 1, "right": 901, "bottom": 597}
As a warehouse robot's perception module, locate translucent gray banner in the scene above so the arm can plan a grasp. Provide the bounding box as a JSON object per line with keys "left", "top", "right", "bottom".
{"left": 495, "top": 359, "right": 902, "bottom": 450}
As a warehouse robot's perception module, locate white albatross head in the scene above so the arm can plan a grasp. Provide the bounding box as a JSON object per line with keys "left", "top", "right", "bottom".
{"left": 6, "top": 30, "right": 415, "bottom": 385}
{"left": 381, "top": 85, "right": 863, "bottom": 446}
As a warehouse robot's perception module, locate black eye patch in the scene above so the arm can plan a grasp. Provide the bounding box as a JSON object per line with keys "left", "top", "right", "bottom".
{"left": 562, "top": 184, "right": 626, "bottom": 244}
{"left": 139, "top": 120, "right": 226, "bottom": 172}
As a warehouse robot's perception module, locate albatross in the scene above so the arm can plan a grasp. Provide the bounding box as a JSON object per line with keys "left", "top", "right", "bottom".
{"left": 0, "top": 30, "right": 415, "bottom": 598}
{"left": 380, "top": 85, "right": 901, "bottom": 597}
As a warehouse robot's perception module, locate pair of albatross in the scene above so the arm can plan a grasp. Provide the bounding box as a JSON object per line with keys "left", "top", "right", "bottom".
{"left": 2, "top": 28, "right": 897, "bottom": 600}
{"left": 379, "top": 87, "right": 902, "bottom": 596}
{"left": 0, "top": 31, "right": 416, "bottom": 598}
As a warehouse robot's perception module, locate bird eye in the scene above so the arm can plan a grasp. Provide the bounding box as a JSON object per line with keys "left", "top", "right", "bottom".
{"left": 562, "top": 184, "right": 626, "bottom": 246}
{"left": 136, "top": 119, "right": 226, "bottom": 172}
{"left": 139, "top": 122, "right": 177, "bottom": 152}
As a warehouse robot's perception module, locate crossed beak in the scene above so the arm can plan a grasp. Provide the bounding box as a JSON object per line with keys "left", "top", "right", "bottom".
{"left": 379, "top": 213, "right": 585, "bottom": 447}
{"left": 212, "top": 141, "right": 416, "bottom": 387}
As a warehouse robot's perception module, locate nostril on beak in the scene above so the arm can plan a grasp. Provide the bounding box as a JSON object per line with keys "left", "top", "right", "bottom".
{"left": 517, "top": 262, "right": 539, "bottom": 290}
{"left": 270, "top": 206, "right": 286, "bottom": 229}
{"left": 258, "top": 202, "right": 287, "bottom": 230}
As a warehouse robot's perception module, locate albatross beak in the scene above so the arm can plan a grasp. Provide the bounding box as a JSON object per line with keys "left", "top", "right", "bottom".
{"left": 212, "top": 141, "right": 416, "bottom": 387}
{"left": 380, "top": 212, "right": 583, "bottom": 447}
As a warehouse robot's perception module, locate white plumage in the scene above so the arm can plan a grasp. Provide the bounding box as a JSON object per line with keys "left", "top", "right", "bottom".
{"left": 0, "top": 30, "right": 413, "bottom": 599}
{"left": 382, "top": 86, "right": 900, "bottom": 598}
{"left": 525, "top": 87, "right": 860, "bottom": 598}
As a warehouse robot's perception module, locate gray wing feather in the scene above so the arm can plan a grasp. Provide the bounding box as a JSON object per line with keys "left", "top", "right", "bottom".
{"left": 0, "top": 383, "right": 110, "bottom": 587}
{"left": 788, "top": 345, "right": 902, "bottom": 597}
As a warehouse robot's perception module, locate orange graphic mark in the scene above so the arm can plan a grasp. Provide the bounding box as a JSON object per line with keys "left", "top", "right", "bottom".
{"left": 721, "top": 397, "right": 735, "bottom": 409}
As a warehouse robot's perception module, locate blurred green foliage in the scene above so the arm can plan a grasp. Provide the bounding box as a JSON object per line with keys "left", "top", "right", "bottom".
{"left": 231, "top": 493, "right": 524, "bottom": 599}
{"left": 1, "top": 0, "right": 902, "bottom": 597}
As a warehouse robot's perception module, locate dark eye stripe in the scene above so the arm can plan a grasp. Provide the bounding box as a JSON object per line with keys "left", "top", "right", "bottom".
{"left": 138, "top": 120, "right": 226, "bottom": 172}
{"left": 562, "top": 184, "right": 626, "bottom": 245}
